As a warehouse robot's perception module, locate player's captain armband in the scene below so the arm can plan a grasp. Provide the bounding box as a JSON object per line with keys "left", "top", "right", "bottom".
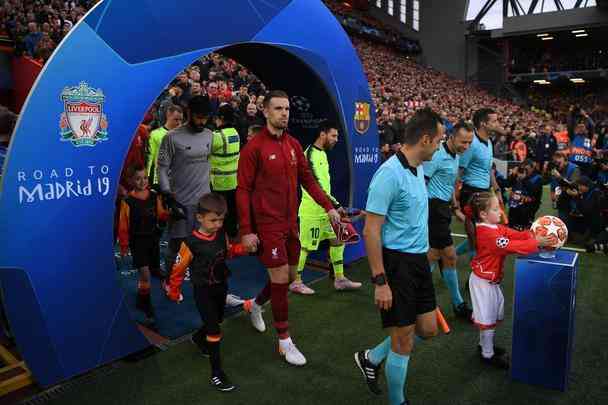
{"left": 331, "top": 220, "right": 360, "bottom": 245}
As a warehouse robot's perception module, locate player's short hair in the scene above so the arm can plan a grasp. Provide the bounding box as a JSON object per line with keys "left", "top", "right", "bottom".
{"left": 263, "top": 90, "right": 289, "bottom": 108}
{"left": 197, "top": 193, "right": 227, "bottom": 216}
{"left": 472, "top": 108, "right": 496, "bottom": 129}
{"left": 318, "top": 120, "right": 339, "bottom": 137}
{"left": 402, "top": 108, "right": 443, "bottom": 146}
{"left": 452, "top": 119, "right": 474, "bottom": 135}
{"left": 188, "top": 95, "right": 211, "bottom": 117}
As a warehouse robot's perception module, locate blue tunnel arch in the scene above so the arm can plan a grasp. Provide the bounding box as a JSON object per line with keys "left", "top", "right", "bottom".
{"left": 0, "top": 0, "right": 379, "bottom": 386}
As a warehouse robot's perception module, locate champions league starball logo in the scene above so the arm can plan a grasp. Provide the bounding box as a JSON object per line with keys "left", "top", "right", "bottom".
{"left": 289, "top": 95, "right": 323, "bottom": 129}
{"left": 59, "top": 82, "right": 108, "bottom": 147}
{"left": 290, "top": 95, "right": 311, "bottom": 113}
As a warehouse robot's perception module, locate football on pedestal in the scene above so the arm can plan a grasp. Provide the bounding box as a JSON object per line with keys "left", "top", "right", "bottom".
{"left": 531, "top": 215, "right": 568, "bottom": 256}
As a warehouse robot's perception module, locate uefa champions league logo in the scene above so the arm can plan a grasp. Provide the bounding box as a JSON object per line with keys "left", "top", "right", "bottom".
{"left": 290, "top": 95, "right": 311, "bottom": 113}
{"left": 59, "top": 82, "right": 108, "bottom": 147}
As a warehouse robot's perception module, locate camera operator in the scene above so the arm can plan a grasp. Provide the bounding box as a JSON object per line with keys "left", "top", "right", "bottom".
{"left": 596, "top": 158, "right": 608, "bottom": 188}
{"left": 550, "top": 151, "right": 581, "bottom": 227}
{"left": 507, "top": 159, "right": 543, "bottom": 231}
{"left": 566, "top": 176, "right": 606, "bottom": 250}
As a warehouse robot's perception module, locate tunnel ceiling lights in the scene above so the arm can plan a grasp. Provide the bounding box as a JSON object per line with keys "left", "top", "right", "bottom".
{"left": 575, "top": 33, "right": 589, "bottom": 37}
{"left": 536, "top": 33, "right": 549, "bottom": 37}
{"left": 571, "top": 78, "right": 585, "bottom": 83}
{"left": 533, "top": 79, "right": 551, "bottom": 84}
{"left": 541, "top": 36, "right": 554, "bottom": 40}
{"left": 571, "top": 29, "right": 586, "bottom": 33}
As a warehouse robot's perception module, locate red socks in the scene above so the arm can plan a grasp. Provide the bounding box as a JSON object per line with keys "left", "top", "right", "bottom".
{"left": 270, "top": 282, "right": 289, "bottom": 339}
{"left": 255, "top": 281, "right": 271, "bottom": 306}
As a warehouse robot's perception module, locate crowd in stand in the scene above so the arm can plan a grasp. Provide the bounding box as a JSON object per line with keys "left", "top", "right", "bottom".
{"left": 323, "top": 0, "right": 421, "bottom": 55}
{"left": 0, "top": 0, "right": 99, "bottom": 62}
{"left": 510, "top": 48, "right": 608, "bottom": 75}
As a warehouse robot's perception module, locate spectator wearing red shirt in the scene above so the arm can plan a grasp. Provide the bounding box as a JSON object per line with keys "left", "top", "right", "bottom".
{"left": 237, "top": 91, "right": 340, "bottom": 366}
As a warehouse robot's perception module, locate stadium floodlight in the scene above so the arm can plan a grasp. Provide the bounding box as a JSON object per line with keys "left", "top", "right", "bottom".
{"left": 537, "top": 33, "right": 549, "bottom": 37}
{"left": 571, "top": 29, "right": 586, "bottom": 33}
{"left": 533, "top": 79, "right": 551, "bottom": 84}
{"left": 575, "top": 33, "right": 588, "bottom": 37}
{"left": 541, "top": 36, "right": 554, "bottom": 40}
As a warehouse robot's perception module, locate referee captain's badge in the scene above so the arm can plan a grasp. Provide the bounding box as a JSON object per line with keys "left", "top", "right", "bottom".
{"left": 354, "top": 101, "right": 371, "bottom": 135}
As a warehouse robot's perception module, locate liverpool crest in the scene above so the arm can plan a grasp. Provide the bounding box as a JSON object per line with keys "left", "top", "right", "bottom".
{"left": 59, "top": 82, "right": 108, "bottom": 147}
{"left": 354, "top": 101, "right": 370, "bottom": 135}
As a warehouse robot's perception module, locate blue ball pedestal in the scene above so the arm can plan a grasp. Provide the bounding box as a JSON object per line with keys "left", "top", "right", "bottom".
{"left": 511, "top": 250, "right": 579, "bottom": 391}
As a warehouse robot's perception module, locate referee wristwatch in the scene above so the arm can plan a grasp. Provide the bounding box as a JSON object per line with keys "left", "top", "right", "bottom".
{"left": 371, "top": 273, "right": 387, "bottom": 286}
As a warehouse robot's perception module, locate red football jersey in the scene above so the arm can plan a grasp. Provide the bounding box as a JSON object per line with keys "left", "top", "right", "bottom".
{"left": 471, "top": 223, "right": 539, "bottom": 283}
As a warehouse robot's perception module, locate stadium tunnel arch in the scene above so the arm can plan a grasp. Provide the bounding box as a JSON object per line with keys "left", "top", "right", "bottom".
{"left": 0, "top": 0, "right": 378, "bottom": 388}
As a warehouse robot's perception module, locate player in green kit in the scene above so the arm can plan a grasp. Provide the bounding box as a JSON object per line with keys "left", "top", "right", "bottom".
{"left": 290, "top": 121, "right": 362, "bottom": 295}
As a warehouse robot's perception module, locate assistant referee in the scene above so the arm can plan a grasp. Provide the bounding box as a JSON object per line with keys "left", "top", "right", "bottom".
{"left": 424, "top": 120, "right": 474, "bottom": 320}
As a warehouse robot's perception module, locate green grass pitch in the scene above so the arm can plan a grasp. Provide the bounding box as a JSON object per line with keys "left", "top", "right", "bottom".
{"left": 43, "top": 190, "right": 608, "bottom": 405}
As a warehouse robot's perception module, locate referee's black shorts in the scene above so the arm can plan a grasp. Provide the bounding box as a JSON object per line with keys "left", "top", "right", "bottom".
{"left": 380, "top": 248, "right": 436, "bottom": 328}
{"left": 428, "top": 198, "right": 453, "bottom": 249}
{"left": 459, "top": 183, "right": 490, "bottom": 211}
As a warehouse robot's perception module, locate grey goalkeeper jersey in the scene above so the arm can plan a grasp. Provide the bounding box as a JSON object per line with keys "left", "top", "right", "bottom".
{"left": 157, "top": 125, "right": 212, "bottom": 206}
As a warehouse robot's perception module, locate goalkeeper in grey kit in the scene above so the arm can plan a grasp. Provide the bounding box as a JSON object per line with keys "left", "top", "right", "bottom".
{"left": 157, "top": 95, "right": 213, "bottom": 282}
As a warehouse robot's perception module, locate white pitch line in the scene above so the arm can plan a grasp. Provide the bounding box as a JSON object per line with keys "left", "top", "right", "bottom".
{"left": 450, "top": 233, "right": 587, "bottom": 253}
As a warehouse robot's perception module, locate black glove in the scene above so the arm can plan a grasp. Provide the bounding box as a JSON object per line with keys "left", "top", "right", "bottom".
{"left": 160, "top": 191, "right": 187, "bottom": 221}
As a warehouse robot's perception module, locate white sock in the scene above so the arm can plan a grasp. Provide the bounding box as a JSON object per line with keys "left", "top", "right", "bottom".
{"left": 479, "top": 329, "right": 495, "bottom": 358}
{"left": 279, "top": 336, "right": 293, "bottom": 348}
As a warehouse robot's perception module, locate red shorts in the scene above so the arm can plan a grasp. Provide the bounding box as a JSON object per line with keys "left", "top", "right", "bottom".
{"left": 257, "top": 227, "right": 301, "bottom": 268}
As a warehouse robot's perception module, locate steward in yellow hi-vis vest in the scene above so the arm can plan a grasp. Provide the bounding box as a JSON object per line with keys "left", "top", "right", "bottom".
{"left": 210, "top": 104, "right": 240, "bottom": 237}
{"left": 210, "top": 127, "right": 240, "bottom": 191}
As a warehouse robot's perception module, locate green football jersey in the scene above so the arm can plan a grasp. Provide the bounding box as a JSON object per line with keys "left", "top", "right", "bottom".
{"left": 299, "top": 145, "right": 339, "bottom": 217}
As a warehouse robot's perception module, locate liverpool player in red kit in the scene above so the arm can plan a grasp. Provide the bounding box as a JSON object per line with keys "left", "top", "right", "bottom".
{"left": 237, "top": 90, "right": 341, "bottom": 366}
{"left": 465, "top": 192, "right": 551, "bottom": 369}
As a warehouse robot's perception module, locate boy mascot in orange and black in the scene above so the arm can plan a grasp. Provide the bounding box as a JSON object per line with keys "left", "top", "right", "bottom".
{"left": 118, "top": 165, "right": 168, "bottom": 325}
{"left": 165, "top": 192, "right": 255, "bottom": 392}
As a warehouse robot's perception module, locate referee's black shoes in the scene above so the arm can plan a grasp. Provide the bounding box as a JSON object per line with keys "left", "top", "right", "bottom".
{"left": 453, "top": 301, "right": 473, "bottom": 321}
{"left": 354, "top": 350, "right": 383, "bottom": 395}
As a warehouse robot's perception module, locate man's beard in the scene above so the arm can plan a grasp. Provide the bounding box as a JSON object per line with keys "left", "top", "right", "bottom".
{"left": 271, "top": 120, "right": 287, "bottom": 130}
{"left": 189, "top": 121, "right": 206, "bottom": 132}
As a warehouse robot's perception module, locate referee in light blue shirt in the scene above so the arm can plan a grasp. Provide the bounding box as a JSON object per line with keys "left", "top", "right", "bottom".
{"left": 354, "top": 108, "right": 445, "bottom": 405}
{"left": 457, "top": 109, "right": 504, "bottom": 259}
{"left": 424, "top": 120, "right": 474, "bottom": 320}
{"left": 458, "top": 108, "right": 503, "bottom": 209}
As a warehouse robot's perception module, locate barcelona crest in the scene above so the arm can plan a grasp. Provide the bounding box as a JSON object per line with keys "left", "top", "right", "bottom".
{"left": 354, "top": 101, "right": 370, "bottom": 135}
{"left": 59, "top": 82, "right": 108, "bottom": 147}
